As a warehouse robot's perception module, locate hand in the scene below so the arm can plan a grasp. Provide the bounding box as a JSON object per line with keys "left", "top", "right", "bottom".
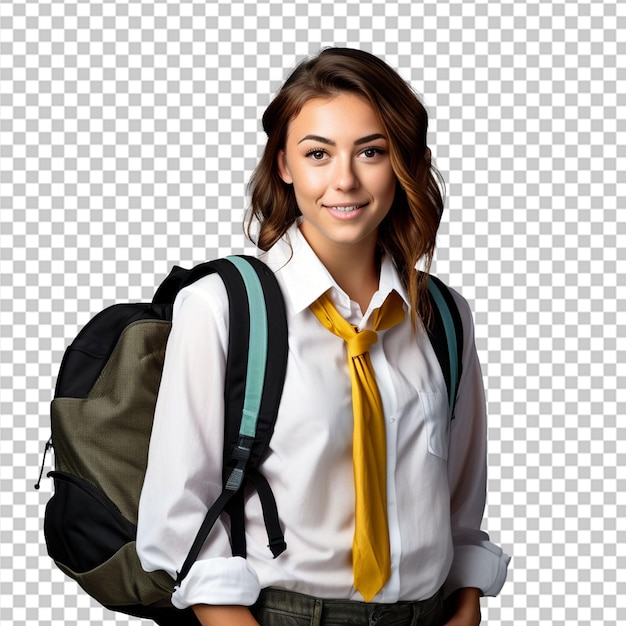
{"left": 192, "top": 604, "right": 260, "bottom": 626}
{"left": 442, "top": 587, "right": 481, "bottom": 626}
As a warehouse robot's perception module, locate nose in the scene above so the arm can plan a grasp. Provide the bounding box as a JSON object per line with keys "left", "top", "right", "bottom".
{"left": 333, "top": 155, "right": 360, "bottom": 191}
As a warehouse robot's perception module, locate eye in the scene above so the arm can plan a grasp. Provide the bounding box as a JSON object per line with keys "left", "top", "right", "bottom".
{"left": 361, "top": 147, "right": 385, "bottom": 158}
{"left": 305, "top": 148, "right": 328, "bottom": 161}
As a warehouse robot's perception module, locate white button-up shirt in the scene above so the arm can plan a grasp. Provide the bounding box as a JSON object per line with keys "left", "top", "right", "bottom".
{"left": 137, "top": 224, "right": 509, "bottom": 609}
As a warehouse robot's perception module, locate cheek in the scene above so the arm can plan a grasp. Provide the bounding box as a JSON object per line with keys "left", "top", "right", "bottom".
{"left": 291, "top": 165, "right": 326, "bottom": 197}
{"left": 372, "top": 166, "right": 398, "bottom": 202}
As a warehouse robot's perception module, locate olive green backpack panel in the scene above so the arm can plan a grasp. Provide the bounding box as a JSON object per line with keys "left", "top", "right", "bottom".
{"left": 50, "top": 319, "right": 170, "bottom": 524}
{"left": 55, "top": 542, "right": 175, "bottom": 608}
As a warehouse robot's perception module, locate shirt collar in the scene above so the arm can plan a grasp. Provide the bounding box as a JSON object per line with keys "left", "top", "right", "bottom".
{"left": 258, "top": 221, "right": 410, "bottom": 321}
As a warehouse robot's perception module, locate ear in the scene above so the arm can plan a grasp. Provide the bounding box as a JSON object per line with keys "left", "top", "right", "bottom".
{"left": 277, "top": 149, "right": 293, "bottom": 184}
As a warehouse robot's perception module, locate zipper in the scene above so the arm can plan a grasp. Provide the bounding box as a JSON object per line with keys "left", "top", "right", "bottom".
{"left": 46, "top": 470, "right": 133, "bottom": 525}
{"left": 35, "top": 437, "right": 53, "bottom": 490}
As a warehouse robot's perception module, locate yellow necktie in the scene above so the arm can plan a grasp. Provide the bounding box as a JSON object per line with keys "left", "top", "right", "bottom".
{"left": 309, "top": 290, "right": 405, "bottom": 602}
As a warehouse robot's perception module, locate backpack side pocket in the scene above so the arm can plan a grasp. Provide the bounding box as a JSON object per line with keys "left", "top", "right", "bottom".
{"left": 44, "top": 471, "right": 136, "bottom": 573}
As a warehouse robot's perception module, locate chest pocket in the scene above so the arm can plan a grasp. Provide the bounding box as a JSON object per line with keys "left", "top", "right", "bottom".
{"left": 420, "top": 391, "right": 450, "bottom": 461}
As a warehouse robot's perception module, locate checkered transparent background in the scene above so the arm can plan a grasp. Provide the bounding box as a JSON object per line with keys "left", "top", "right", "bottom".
{"left": 1, "top": 0, "right": 624, "bottom": 624}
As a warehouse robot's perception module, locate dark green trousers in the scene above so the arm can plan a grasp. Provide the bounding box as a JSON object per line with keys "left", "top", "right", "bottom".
{"left": 251, "top": 587, "right": 444, "bottom": 626}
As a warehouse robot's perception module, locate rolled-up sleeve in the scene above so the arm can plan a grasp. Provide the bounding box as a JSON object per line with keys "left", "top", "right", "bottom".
{"left": 136, "top": 275, "right": 261, "bottom": 607}
{"left": 445, "top": 291, "right": 510, "bottom": 597}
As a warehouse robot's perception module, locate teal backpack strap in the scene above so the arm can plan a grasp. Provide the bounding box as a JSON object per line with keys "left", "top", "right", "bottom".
{"left": 426, "top": 275, "right": 464, "bottom": 420}
{"left": 176, "top": 255, "right": 288, "bottom": 585}
{"left": 221, "top": 256, "right": 288, "bottom": 559}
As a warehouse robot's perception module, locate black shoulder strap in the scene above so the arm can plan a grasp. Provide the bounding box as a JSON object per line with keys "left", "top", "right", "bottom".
{"left": 213, "top": 256, "right": 289, "bottom": 560}
{"left": 175, "top": 255, "right": 288, "bottom": 585}
{"left": 425, "top": 275, "right": 464, "bottom": 420}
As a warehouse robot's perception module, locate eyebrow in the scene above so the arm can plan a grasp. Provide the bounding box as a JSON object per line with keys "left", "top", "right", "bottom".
{"left": 297, "top": 133, "right": 387, "bottom": 146}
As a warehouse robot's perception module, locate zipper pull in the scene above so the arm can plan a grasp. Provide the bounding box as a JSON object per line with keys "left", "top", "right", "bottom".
{"left": 35, "top": 437, "right": 53, "bottom": 490}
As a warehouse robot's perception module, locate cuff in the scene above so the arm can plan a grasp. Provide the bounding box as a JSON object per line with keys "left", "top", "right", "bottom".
{"left": 171, "top": 556, "right": 261, "bottom": 609}
{"left": 444, "top": 529, "right": 511, "bottom": 598}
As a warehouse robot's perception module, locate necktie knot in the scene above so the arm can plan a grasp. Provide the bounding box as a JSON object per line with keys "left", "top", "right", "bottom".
{"left": 347, "top": 329, "right": 378, "bottom": 358}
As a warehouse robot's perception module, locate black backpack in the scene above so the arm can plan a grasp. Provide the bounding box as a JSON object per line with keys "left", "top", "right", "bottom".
{"left": 38, "top": 256, "right": 289, "bottom": 624}
{"left": 37, "top": 259, "right": 462, "bottom": 624}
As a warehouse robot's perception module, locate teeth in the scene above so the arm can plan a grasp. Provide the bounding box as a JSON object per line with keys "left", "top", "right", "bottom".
{"left": 329, "top": 205, "right": 362, "bottom": 212}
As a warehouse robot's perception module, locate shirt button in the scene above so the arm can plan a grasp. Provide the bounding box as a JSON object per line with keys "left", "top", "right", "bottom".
{"left": 389, "top": 416, "right": 396, "bottom": 423}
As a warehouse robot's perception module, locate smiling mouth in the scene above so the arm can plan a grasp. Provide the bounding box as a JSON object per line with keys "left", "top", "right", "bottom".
{"left": 324, "top": 203, "right": 368, "bottom": 212}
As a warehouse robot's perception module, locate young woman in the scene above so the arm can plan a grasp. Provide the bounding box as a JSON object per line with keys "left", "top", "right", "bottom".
{"left": 137, "top": 48, "right": 509, "bottom": 626}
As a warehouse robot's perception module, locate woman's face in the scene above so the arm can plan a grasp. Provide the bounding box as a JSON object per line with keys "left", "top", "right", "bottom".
{"left": 277, "top": 93, "right": 397, "bottom": 258}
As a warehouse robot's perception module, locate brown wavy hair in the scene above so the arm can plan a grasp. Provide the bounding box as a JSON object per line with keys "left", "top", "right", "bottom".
{"left": 246, "top": 47, "right": 445, "bottom": 327}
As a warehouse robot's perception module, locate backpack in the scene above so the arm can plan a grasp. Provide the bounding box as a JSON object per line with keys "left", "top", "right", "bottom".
{"left": 426, "top": 274, "right": 464, "bottom": 421}
{"left": 37, "top": 255, "right": 289, "bottom": 625}
{"left": 37, "top": 260, "right": 462, "bottom": 624}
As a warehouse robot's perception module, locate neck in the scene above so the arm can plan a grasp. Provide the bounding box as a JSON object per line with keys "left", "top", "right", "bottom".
{"left": 301, "top": 227, "right": 381, "bottom": 314}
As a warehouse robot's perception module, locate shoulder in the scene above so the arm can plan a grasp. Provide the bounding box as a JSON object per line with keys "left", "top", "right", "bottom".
{"left": 445, "top": 284, "right": 475, "bottom": 332}
{"left": 171, "top": 273, "right": 230, "bottom": 335}
{"left": 428, "top": 276, "right": 477, "bottom": 350}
